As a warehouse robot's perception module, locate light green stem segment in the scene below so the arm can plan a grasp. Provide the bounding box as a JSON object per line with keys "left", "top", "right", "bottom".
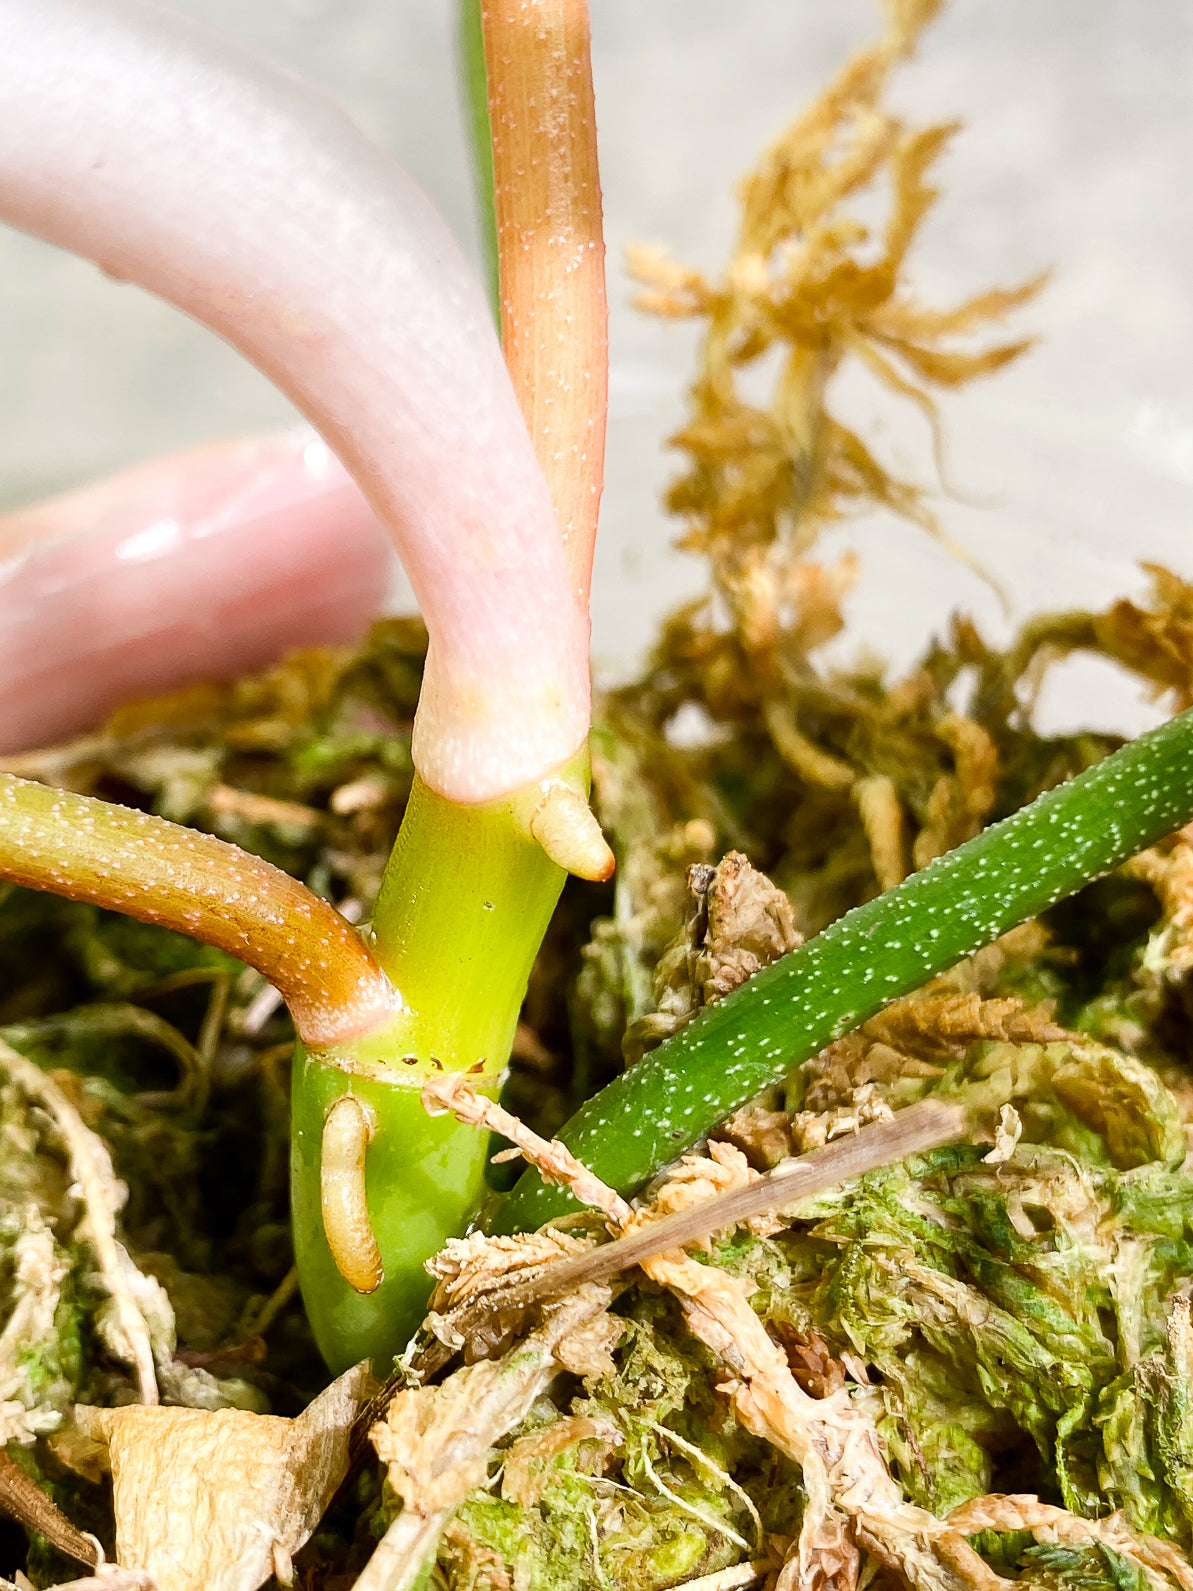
{"left": 499, "top": 704, "right": 1193, "bottom": 1233}
{"left": 291, "top": 1054, "right": 496, "bottom": 1374}
{"left": 458, "top": 0, "right": 499, "bottom": 321}
{"left": 292, "top": 758, "right": 584, "bottom": 1372}
{"left": 366, "top": 770, "right": 569, "bottom": 1070}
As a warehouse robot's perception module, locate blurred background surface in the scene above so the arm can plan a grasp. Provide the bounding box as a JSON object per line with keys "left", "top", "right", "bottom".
{"left": 1, "top": 1, "right": 1190, "bottom": 729}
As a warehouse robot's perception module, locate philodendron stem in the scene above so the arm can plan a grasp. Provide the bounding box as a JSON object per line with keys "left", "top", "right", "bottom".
{"left": 500, "top": 705, "right": 1193, "bottom": 1233}
{"left": 291, "top": 0, "right": 610, "bottom": 1370}
{"left": 291, "top": 754, "right": 600, "bottom": 1370}
{"left": 0, "top": 773, "right": 398, "bottom": 1050}
{"left": 481, "top": 0, "right": 608, "bottom": 603}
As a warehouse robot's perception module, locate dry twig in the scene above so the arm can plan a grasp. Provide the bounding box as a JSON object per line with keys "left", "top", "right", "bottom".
{"left": 0, "top": 1450, "right": 99, "bottom": 1569}
{"left": 421, "top": 1073, "right": 630, "bottom": 1223}
{"left": 494, "top": 1099, "right": 965, "bottom": 1313}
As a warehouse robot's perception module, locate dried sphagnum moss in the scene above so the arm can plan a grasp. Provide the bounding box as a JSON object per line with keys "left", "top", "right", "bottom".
{"left": 6, "top": 5, "right": 1193, "bottom": 1591}
{"left": 629, "top": 0, "right": 1040, "bottom": 642}
{"left": 452, "top": 3, "right": 1193, "bottom": 1588}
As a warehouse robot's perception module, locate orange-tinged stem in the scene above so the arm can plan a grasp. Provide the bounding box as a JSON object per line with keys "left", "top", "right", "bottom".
{"left": 0, "top": 773, "right": 398, "bottom": 1051}
{"left": 481, "top": 0, "right": 608, "bottom": 606}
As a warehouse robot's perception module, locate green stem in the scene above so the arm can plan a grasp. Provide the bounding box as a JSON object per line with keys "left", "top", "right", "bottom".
{"left": 367, "top": 773, "right": 569, "bottom": 1072}
{"left": 290, "top": 1053, "right": 496, "bottom": 1374}
{"left": 458, "top": 0, "right": 500, "bottom": 322}
{"left": 499, "top": 706, "right": 1193, "bottom": 1233}
{"left": 291, "top": 757, "right": 586, "bottom": 1370}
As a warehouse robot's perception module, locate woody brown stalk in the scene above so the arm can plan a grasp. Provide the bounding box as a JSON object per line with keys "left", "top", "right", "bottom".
{"left": 481, "top": 0, "right": 608, "bottom": 604}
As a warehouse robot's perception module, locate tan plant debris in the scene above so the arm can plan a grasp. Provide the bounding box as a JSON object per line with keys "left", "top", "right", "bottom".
{"left": 626, "top": 852, "right": 800, "bottom": 1061}
{"left": 0, "top": 1204, "right": 68, "bottom": 1444}
{"left": 1127, "top": 825, "right": 1193, "bottom": 977}
{"left": 717, "top": 1105, "right": 795, "bottom": 1169}
{"left": 669, "top": 1561, "right": 772, "bottom": 1591}
{"left": 72, "top": 1360, "right": 367, "bottom": 1591}
{"left": 853, "top": 774, "right": 908, "bottom": 891}
{"left": 500, "top": 1414, "right": 623, "bottom": 1509}
{"left": 629, "top": 0, "right": 1041, "bottom": 676}
{"left": 629, "top": 1138, "right": 786, "bottom": 1242}
{"left": 791, "top": 1082, "right": 895, "bottom": 1155}
{"left": 0, "top": 1039, "right": 159, "bottom": 1405}
{"left": 862, "top": 991, "right": 1066, "bottom": 1054}
{"left": 981, "top": 1104, "right": 1022, "bottom": 1165}
{"left": 776, "top": 1327, "right": 860, "bottom": 1402}
{"left": 801, "top": 1041, "right": 944, "bottom": 1116}
{"left": 360, "top": 1287, "right": 612, "bottom": 1591}
{"left": 911, "top": 714, "right": 998, "bottom": 868}
{"left": 551, "top": 1306, "right": 624, "bottom": 1383}
{"left": 423, "top": 1227, "right": 603, "bottom": 1362}
{"left": 764, "top": 704, "right": 857, "bottom": 792}
{"left": 421, "top": 1073, "right": 629, "bottom": 1224}
{"left": 427, "top": 1229, "right": 598, "bottom": 1315}
{"left": 944, "top": 1495, "right": 1193, "bottom": 1591}
{"left": 1094, "top": 564, "right": 1193, "bottom": 711}
{"left": 693, "top": 853, "right": 802, "bottom": 998}
{"left": 800, "top": 986, "right": 1066, "bottom": 1122}
{"left": 205, "top": 784, "right": 321, "bottom": 831}
{"left": 438, "top": 1518, "right": 512, "bottom": 1591}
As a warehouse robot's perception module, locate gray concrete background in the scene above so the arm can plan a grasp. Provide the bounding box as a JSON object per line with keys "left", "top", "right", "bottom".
{"left": 1, "top": 2, "right": 1190, "bottom": 732}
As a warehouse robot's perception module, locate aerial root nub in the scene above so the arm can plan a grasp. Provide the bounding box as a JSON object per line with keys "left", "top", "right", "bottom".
{"left": 530, "top": 782, "right": 615, "bottom": 881}
{"left": 321, "top": 1095, "right": 383, "bottom": 1295}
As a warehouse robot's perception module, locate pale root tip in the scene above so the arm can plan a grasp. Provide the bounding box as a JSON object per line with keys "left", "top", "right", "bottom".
{"left": 321, "top": 1095, "right": 383, "bottom": 1295}
{"left": 529, "top": 783, "right": 615, "bottom": 882}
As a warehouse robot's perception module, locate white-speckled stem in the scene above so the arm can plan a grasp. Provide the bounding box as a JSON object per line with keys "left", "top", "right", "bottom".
{"left": 0, "top": 772, "right": 400, "bottom": 1048}
{"left": 502, "top": 702, "right": 1193, "bottom": 1229}
{"left": 482, "top": 0, "right": 607, "bottom": 606}
{"left": 0, "top": 0, "right": 589, "bottom": 803}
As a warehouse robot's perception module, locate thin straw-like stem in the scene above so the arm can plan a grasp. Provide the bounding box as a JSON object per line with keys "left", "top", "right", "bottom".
{"left": 481, "top": 0, "right": 608, "bottom": 604}
{"left": 458, "top": 0, "right": 499, "bottom": 318}
{"left": 0, "top": 774, "right": 397, "bottom": 1050}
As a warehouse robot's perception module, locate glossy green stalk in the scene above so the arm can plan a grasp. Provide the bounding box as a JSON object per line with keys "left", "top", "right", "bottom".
{"left": 291, "top": 760, "right": 585, "bottom": 1372}
{"left": 500, "top": 706, "right": 1193, "bottom": 1233}
{"left": 290, "top": 1056, "right": 497, "bottom": 1374}
{"left": 458, "top": 0, "right": 499, "bottom": 320}
{"left": 367, "top": 773, "right": 568, "bottom": 1069}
